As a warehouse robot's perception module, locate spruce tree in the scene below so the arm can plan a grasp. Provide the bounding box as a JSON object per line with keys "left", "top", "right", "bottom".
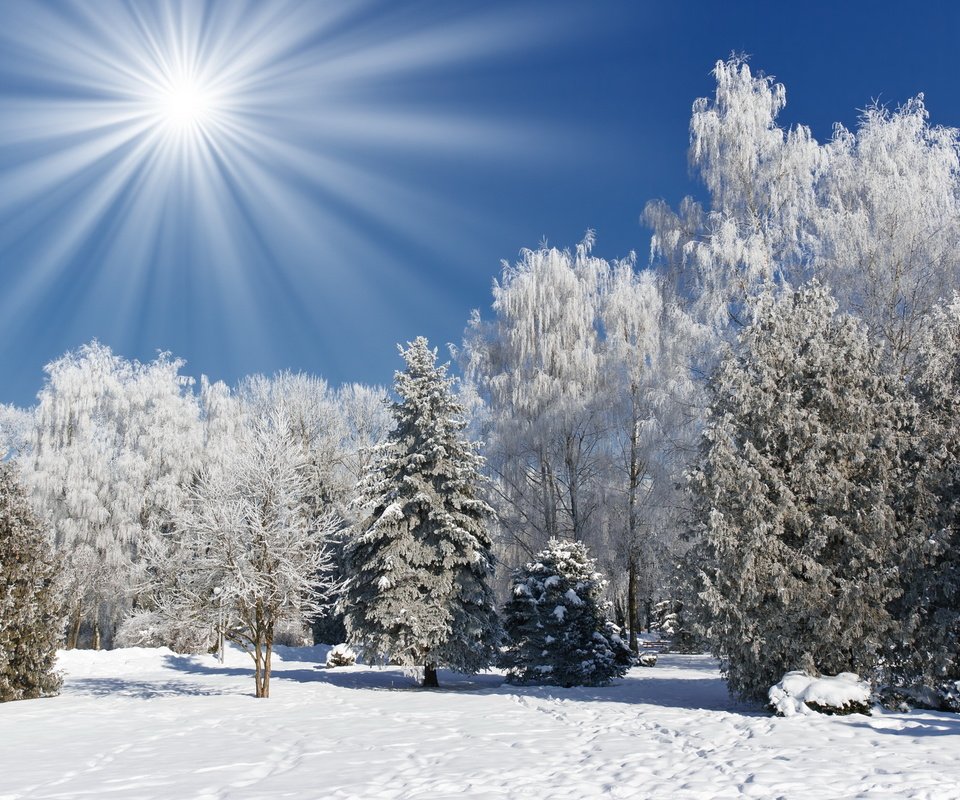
{"left": 896, "top": 296, "right": 960, "bottom": 690}
{"left": 501, "top": 538, "right": 633, "bottom": 687}
{"left": 342, "top": 337, "right": 500, "bottom": 687}
{"left": 690, "top": 284, "right": 918, "bottom": 701}
{"left": 0, "top": 463, "right": 63, "bottom": 702}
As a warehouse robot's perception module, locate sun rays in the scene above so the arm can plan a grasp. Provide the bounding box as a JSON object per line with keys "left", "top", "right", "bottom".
{"left": 0, "top": 0, "right": 548, "bottom": 379}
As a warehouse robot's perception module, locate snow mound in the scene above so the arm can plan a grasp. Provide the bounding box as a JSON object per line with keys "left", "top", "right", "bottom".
{"left": 769, "top": 671, "right": 872, "bottom": 717}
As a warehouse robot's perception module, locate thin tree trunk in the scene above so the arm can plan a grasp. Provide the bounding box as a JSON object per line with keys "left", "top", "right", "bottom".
{"left": 627, "top": 554, "right": 639, "bottom": 653}
{"left": 93, "top": 618, "right": 101, "bottom": 651}
{"left": 566, "top": 435, "right": 581, "bottom": 542}
{"left": 627, "top": 391, "right": 641, "bottom": 653}
{"left": 254, "top": 638, "right": 264, "bottom": 698}
{"left": 262, "top": 632, "right": 273, "bottom": 699}
{"left": 423, "top": 663, "right": 439, "bottom": 688}
{"left": 67, "top": 601, "right": 82, "bottom": 650}
{"left": 540, "top": 453, "right": 556, "bottom": 540}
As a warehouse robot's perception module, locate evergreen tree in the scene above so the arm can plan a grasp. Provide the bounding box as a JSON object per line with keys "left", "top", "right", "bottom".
{"left": 0, "top": 463, "right": 63, "bottom": 702}
{"left": 500, "top": 538, "right": 633, "bottom": 687}
{"left": 342, "top": 337, "right": 499, "bottom": 687}
{"left": 896, "top": 296, "right": 960, "bottom": 688}
{"left": 690, "top": 284, "right": 918, "bottom": 701}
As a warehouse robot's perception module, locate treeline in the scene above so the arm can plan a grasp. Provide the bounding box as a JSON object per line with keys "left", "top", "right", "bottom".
{"left": 2, "top": 56, "right": 959, "bottom": 705}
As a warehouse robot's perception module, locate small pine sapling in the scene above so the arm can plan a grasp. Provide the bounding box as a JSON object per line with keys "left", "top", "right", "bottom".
{"left": 501, "top": 538, "right": 633, "bottom": 687}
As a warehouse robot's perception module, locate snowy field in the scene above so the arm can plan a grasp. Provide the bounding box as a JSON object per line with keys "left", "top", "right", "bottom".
{"left": 2, "top": 646, "right": 959, "bottom": 800}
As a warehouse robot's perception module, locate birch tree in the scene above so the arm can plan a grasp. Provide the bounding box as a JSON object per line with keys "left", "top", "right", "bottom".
{"left": 23, "top": 342, "right": 201, "bottom": 648}
{"left": 463, "top": 235, "right": 607, "bottom": 557}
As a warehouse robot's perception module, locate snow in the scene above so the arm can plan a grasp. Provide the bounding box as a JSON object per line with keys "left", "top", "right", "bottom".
{"left": 563, "top": 588, "right": 583, "bottom": 606}
{"left": 2, "top": 647, "right": 958, "bottom": 798}
{"left": 769, "top": 671, "right": 872, "bottom": 717}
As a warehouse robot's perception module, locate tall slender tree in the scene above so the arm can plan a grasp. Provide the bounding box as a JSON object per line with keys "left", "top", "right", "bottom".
{"left": 343, "top": 337, "right": 499, "bottom": 687}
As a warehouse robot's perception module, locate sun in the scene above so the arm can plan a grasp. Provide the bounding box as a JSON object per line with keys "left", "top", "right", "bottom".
{"left": 152, "top": 74, "right": 217, "bottom": 137}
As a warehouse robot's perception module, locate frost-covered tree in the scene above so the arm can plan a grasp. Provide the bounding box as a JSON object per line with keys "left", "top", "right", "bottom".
{"left": 895, "top": 296, "right": 960, "bottom": 687}
{"left": 463, "top": 236, "right": 607, "bottom": 555}
{"left": 342, "top": 337, "right": 499, "bottom": 687}
{"left": 0, "top": 405, "right": 33, "bottom": 460}
{"left": 598, "top": 259, "right": 704, "bottom": 648}
{"left": 0, "top": 463, "right": 63, "bottom": 702}
{"left": 690, "top": 284, "right": 918, "bottom": 701}
{"left": 500, "top": 538, "right": 632, "bottom": 687}
{"left": 158, "top": 404, "right": 338, "bottom": 697}
{"left": 646, "top": 56, "right": 960, "bottom": 371}
{"left": 23, "top": 342, "right": 201, "bottom": 649}
{"left": 464, "top": 238, "right": 702, "bottom": 639}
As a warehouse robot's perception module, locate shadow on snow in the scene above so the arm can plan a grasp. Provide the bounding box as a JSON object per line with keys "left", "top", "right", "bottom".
{"left": 159, "top": 649, "right": 754, "bottom": 713}
{"left": 68, "top": 677, "right": 227, "bottom": 699}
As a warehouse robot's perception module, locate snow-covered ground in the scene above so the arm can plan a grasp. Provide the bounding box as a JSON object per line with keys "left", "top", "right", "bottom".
{"left": 2, "top": 646, "right": 959, "bottom": 799}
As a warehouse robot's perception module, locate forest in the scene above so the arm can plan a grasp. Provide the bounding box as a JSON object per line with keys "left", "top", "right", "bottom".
{"left": 2, "top": 57, "right": 959, "bottom": 714}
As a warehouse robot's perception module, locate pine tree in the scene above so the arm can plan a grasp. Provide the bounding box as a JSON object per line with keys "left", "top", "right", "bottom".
{"left": 0, "top": 463, "right": 63, "bottom": 702}
{"left": 896, "top": 296, "right": 960, "bottom": 689}
{"left": 500, "top": 538, "right": 633, "bottom": 687}
{"left": 342, "top": 337, "right": 499, "bottom": 687}
{"left": 690, "top": 284, "right": 918, "bottom": 701}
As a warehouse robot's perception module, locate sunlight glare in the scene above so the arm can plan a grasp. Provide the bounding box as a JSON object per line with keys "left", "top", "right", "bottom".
{"left": 155, "top": 76, "right": 215, "bottom": 135}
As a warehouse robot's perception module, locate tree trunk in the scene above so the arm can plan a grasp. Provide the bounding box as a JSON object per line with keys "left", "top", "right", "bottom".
{"left": 627, "top": 391, "right": 642, "bottom": 653}
{"left": 67, "top": 601, "right": 82, "bottom": 650}
{"left": 262, "top": 633, "right": 273, "bottom": 699}
{"left": 627, "top": 554, "right": 639, "bottom": 653}
{"left": 540, "top": 453, "right": 556, "bottom": 540}
{"left": 566, "top": 435, "right": 581, "bottom": 542}
{"left": 93, "top": 618, "right": 101, "bottom": 651}
{"left": 423, "top": 663, "right": 439, "bottom": 688}
{"left": 253, "top": 638, "right": 264, "bottom": 698}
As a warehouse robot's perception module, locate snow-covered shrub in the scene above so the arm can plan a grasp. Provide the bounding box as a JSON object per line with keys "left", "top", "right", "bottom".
{"left": 892, "top": 296, "right": 960, "bottom": 689}
{"left": 638, "top": 651, "right": 658, "bottom": 668}
{"left": 114, "top": 609, "right": 212, "bottom": 654}
{"left": 652, "top": 598, "right": 702, "bottom": 654}
{"left": 325, "top": 643, "right": 357, "bottom": 668}
{"left": 272, "top": 621, "right": 312, "bottom": 648}
{"left": 0, "top": 463, "right": 63, "bottom": 702}
{"left": 500, "top": 539, "right": 633, "bottom": 687}
{"left": 768, "top": 672, "right": 872, "bottom": 717}
{"left": 938, "top": 680, "right": 960, "bottom": 712}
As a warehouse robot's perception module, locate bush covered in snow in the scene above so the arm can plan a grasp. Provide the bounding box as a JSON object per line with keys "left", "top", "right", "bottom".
{"left": 325, "top": 643, "right": 357, "bottom": 668}
{"left": 115, "top": 609, "right": 213, "bottom": 654}
{"left": 500, "top": 539, "right": 633, "bottom": 687}
{"left": 652, "top": 599, "right": 702, "bottom": 654}
{"left": 638, "top": 651, "right": 658, "bottom": 668}
{"left": 768, "top": 671, "right": 872, "bottom": 717}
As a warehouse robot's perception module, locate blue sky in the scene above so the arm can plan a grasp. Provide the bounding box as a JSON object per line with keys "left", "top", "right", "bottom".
{"left": 1, "top": 1, "right": 958, "bottom": 406}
